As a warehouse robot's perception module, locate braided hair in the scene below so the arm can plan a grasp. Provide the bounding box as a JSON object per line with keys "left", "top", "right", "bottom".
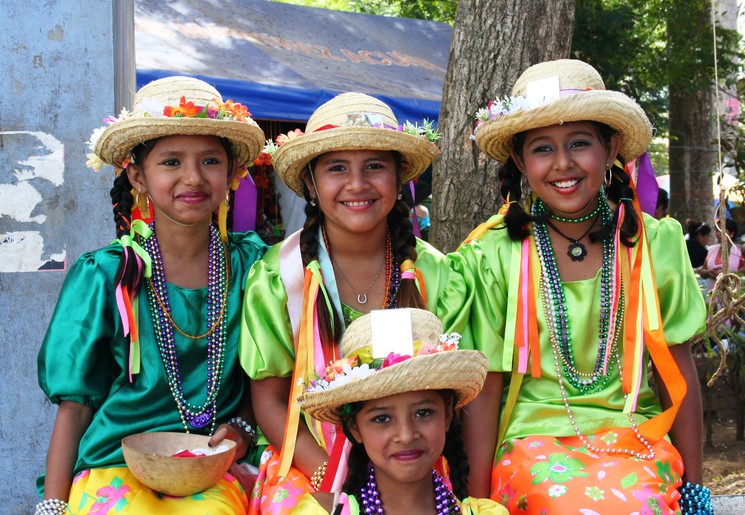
{"left": 498, "top": 121, "right": 640, "bottom": 247}
{"left": 338, "top": 390, "right": 469, "bottom": 501}
{"left": 299, "top": 151, "right": 426, "bottom": 350}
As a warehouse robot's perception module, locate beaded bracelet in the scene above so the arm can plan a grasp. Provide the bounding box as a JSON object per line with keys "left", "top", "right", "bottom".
{"left": 310, "top": 460, "right": 328, "bottom": 491}
{"left": 35, "top": 498, "right": 67, "bottom": 515}
{"left": 679, "top": 481, "right": 713, "bottom": 515}
{"left": 228, "top": 416, "right": 257, "bottom": 443}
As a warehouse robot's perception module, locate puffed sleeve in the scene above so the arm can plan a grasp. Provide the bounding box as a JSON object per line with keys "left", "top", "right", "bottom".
{"left": 459, "top": 497, "right": 509, "bottom": 515}
{"left": 239, "top": 244, "right": 297, "bottom": 380}
{"left": 453, "top": 228, "right": 516, "bottom": 372}
{"left": 646, "top": 215, "right": 707, "bottom": 344}
{"left": 37, "top": 248, "right": 119, "bottom": 409}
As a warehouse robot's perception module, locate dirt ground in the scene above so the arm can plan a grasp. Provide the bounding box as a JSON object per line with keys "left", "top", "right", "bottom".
{"left": 703, "top": 418, "right": 745, "bottom": 495}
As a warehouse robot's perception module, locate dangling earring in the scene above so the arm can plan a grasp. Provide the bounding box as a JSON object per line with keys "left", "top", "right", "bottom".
{"left": 309, "top": 198, "right": 317, "bottom": 207}
{"left": 135, "top": 189, "right": 151, "bottom": 219}
{"left": 224, "top": 189, "right": 231, "bottom": 208}
{"left": 604, "top": 166, "right": 613, "bottom": 190}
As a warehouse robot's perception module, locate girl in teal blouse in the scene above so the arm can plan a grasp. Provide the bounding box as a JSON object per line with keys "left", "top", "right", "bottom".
{"left": 36, "top": 77, "right": 267, "bottom": 515}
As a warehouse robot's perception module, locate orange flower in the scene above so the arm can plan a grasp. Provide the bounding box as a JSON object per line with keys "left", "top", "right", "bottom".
{"left": 222, "top": 99, "right": 251, "bottom": 121}
{"left": 253, "top": 152, "right": 272, "bottom": 167}
{"left": 276, "top": 129, "right": 304, "bottom": 146}
{"left": 324, "top": 356, "right": 358, "bottom": 382}
{"left": 163, "top": 96, "right": 202, "bottom": 117}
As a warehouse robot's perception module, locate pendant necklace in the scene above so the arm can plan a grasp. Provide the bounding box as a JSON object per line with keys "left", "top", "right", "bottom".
{"left": 542, "top": 206, "right": 600, "bottom": 262}
{"left": 323, "top": 226, "right": 391, "bottom": 305}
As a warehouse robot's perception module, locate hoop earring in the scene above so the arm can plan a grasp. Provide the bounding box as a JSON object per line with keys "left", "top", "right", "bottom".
{"left": 604, "top": 167, "right": 613, "bottom": 189}
{"left": 224, "top": 190, "right": 231, "bottom": 208}
{"left": 397, "top": 193, "right": 403, "bottom": 200}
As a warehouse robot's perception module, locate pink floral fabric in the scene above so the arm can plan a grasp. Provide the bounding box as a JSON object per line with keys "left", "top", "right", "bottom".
{"left": 249, "top": 445, "right": 315, "bottom": 515}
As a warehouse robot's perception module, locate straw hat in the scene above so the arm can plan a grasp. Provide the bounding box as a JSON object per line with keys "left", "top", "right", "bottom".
{"left": 475, "top": 59, "right": 652, "bottom": 163}
{"left": 272, "top": 93, "right": 440, "bottom": 197}
{"left": 91, "top": 76, "right": 265, "bottom": 169}
{"left": 298, "top": 309, "right": 488, "bottom": 425}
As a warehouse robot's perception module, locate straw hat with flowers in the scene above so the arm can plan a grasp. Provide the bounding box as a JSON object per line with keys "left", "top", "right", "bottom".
{"left": 298, "top": 308, "right": 488, "bottom": 425}
{"left": 474, "top": 59, "right": 652, "bottom": 164}
{"left": 271, "top": 92, "right": 441, "bottom": 197}
{"left": 88, "top": 76, "right": 265, "bottom": 172}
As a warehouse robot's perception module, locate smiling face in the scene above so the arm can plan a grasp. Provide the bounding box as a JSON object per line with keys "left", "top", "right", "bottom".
{"left": 127, "top": 134, "right": 234, "bottom": 230}
{"left": 304, "top": 149, "right": 402, "bottom": 238}
{"left": 512, "top": 121, "right": 620, "bottom": 218}
{"left": 348, "top": 390, "right": 452, "bottom": 493}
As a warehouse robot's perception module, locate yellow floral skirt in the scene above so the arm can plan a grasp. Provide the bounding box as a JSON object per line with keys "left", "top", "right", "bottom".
{"left": 66, "top": 466, "right": 248, "bottom": 514}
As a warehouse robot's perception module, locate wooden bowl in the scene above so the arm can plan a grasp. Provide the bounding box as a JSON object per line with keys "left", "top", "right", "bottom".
{"left": 121, "top": 432, "right": 236, "bottom": 497}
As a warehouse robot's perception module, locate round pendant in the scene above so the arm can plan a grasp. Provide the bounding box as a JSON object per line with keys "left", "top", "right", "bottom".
{"left": 187, "top": 408, "right": 214, "bottom": 429}
{"left": 567, "top": 242, "right": 587, "bottom": 262}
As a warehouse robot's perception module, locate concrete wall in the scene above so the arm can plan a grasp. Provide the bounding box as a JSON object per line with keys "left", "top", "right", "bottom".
{"left": 0, "top": 1, "right": 116, "bottom": 510}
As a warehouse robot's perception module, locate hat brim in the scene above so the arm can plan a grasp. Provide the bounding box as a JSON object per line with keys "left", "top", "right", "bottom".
{"left": 273, "top": 127, "right": 439, "bottom": 197}
{"left": 297, "top": 350, "right": 488, "bottom": 425}
{"left": 95, "top": 117, "right": 266, "bottom": 169}
{"left": 475, "top": 90, "right": 652, "bottom": 163}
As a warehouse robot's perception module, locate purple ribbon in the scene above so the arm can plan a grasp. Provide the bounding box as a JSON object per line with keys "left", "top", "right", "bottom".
{"left": 233, "top": 174, "right": 258, "bottom": 232}
{"left": 635, "top": 152, "right": 658, "bottom": 216}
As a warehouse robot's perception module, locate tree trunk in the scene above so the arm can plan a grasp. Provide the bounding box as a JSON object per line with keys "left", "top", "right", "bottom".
{"left": 430, "top": 0, "right": 576, "bottom": 252}
{"left": 667, "top": 0, "right": 716, "bottom": 224}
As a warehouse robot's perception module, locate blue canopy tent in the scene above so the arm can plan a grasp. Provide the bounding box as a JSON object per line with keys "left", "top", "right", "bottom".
{"left": 135, "top": 0, "right": 452, "bottom": 123}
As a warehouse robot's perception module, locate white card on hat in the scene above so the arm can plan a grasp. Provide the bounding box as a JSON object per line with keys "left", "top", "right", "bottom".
{"left": 526, "top": 75, "right": 560, "bottom": 106}
{"left": 370, "top": 309, "right": 414, "bottom": 358}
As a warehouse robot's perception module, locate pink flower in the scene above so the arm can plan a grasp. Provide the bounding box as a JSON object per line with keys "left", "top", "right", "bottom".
{"left": 89, "top": 477, "right": 131, "bottom": 513}
{"left": 382, "top": 352, "right": 411, "bottom": 368}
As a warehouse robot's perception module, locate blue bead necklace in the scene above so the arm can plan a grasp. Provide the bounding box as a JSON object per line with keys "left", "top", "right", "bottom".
{"left": 143, "top": 224, "right": 228, "bottom": 434}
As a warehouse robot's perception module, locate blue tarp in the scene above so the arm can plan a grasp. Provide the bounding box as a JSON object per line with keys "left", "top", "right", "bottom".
{"left": 135, "top": 0, "right": 452, "bottom": 123}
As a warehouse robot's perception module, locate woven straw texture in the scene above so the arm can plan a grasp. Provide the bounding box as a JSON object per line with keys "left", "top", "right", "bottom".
{"left": 273, "top": 92, "right": 439, "bottom": 196}
{"left": 475, "top": 59, "right": 652, "bottom": 163}
{"left": 298, "top": 309, "right": 488, "bottom": 424}
{"left": 94, "top": 76, "right": 265, "bottom": 168}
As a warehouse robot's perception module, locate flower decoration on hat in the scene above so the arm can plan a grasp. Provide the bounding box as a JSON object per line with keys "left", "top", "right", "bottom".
{"left": 86, "top": 96, "right": 257, "bottom": 173}
{"left": 302, "top": 332, "right": 462, "bottom": 393}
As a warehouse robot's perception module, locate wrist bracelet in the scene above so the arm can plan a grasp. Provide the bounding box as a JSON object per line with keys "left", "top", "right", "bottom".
{"left": 310, "top": 460, "right": 328, "bottom": 491}
{"left": 228, "top": 416, "right": 257, "bottom": 440}
{"left": 35, "top": 498, "right": 67, "bottom": 515}
{"left": 679, "top": 481, "right": 713, "bottom": 515}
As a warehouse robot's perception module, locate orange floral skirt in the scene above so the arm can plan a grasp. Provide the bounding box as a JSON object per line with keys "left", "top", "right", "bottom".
{"left": 491, "top": 429, "right": 684, "bottom": 514}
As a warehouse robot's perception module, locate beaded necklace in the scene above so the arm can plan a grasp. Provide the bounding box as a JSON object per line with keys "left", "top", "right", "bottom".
{"left": 546, "top": 200, "right": 602, "bottom": 223}
{"left": 533, "top": 198, "right": 620, "bottom": 393}
{"left": 359, "top": 467, "right": 460, "bottom": 515}
{"left": 532, "top": 199, "right": 655, "bottom": 459}
{"left": 143, "top": 224, "right": 228, "bottom": 434}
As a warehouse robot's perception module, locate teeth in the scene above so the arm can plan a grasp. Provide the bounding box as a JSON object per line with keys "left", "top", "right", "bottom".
{"left": 344, "top": 200, "right": 372, "bottom": 207}
{"left": 553, "top": 179, "right": 579, "bottom": 189}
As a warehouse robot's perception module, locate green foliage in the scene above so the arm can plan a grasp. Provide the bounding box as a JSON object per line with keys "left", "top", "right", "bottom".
{"left": 571, "top": 0, "right": 741, "bottom": 140}
{"left": 274, "top": 0, "right": 456, "bottom": 23}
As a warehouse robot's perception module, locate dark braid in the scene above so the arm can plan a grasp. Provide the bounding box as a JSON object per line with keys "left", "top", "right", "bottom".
{"left": 110, "top": 171, "right": 144, "bottom": 298}
{"left": 442, "top": 398, "right": 469, "bottom": 500}
{"left": 299, "top": 179, "right": 342, "bottom": 349}
{"left": 498, "top": 145, "right": 535, "bottom": 241}
{"left": 339, "top": 404, "right": 370, "bottom": 497}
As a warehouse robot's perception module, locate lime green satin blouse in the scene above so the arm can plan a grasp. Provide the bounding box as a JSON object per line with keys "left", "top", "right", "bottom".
{"left": 453, "top": 214, "right": 707, "bottom": 440}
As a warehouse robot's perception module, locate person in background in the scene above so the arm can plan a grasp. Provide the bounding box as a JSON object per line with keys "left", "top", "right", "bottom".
{"left": 655, "top": 187, "right": 669, "bottom": 219}
{"left": 699, "top": 217, "right": 744, "bottom": 292}
{"left": 685, "top": 219, "right": 712, "bottom": 269}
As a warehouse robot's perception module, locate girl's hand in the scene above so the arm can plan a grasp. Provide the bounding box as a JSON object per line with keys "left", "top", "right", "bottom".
{"left": 209, "top": 423, "right": 252, "bottom": 461}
